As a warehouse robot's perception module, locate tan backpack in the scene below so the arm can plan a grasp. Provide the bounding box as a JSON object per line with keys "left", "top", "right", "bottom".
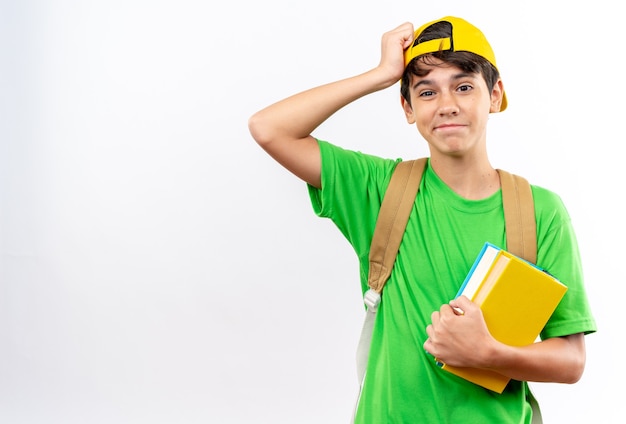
{"left": 352, "top": 158, "right": 542, "bottom": 423}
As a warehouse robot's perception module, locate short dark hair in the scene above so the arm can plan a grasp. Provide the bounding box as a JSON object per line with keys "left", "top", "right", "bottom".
{"left": 400, "top": 21, "right": 500, "bottom": 104}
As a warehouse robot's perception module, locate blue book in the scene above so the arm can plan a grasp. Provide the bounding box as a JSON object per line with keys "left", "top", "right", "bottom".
{"left": 455, "top": 242, "right": 501, "bottom": 299}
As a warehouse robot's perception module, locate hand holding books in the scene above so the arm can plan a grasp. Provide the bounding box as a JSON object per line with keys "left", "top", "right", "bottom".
{"left": 434, "top": 242, "right": 568, "bottom": 393}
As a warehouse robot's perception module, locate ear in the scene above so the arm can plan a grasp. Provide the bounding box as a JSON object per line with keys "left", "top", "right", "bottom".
{"left": 401, "top": 95, "right": 416, "bottom": 124}
{"left": 489, "top": 79, "right": 505, "bottom": 113}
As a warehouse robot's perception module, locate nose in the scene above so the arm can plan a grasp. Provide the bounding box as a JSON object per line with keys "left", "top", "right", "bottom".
{"left": 437, "top": 91, "right": 459, "bottom": 116}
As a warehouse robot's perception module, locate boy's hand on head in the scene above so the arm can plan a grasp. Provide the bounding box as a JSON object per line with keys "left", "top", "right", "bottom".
{"left": 378, "top": 22, "right": 414, "bottom": 85}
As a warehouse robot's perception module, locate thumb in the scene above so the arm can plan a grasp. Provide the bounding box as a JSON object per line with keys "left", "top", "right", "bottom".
{"left": 449, "top": 295, "right": 474, "bottom": 314}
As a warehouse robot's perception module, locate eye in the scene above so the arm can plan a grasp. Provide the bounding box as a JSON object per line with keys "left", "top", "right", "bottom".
{"left": 457, "top": 84, "right": 473, "bottom": 92}
{"left": 418, "top": 90, "right": 436, "bottom": 98}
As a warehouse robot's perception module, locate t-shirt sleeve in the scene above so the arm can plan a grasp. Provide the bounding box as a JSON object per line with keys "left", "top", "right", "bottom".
{"left": 533, "top": 186, "right": 597, "bottom": 338}
{"left": 307, "top": 139, "right": 399, "bottom": 273}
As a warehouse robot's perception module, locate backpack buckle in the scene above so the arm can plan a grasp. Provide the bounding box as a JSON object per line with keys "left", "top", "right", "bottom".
{"left": 363, "top": 289, "right": 381, "bottom": 311}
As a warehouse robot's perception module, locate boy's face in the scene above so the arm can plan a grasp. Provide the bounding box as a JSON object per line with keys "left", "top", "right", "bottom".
{"left": 401, "top": 60, "right": 504, "bottom": 157}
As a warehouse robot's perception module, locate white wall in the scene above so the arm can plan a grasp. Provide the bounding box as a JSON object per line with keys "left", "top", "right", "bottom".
{"left": 1, "top": 1, "right": 621, "bottom": 422}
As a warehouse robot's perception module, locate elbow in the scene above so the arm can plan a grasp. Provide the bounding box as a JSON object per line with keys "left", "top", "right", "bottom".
{"left": 563, "top": 333, "right": 587, "bottom": 384}
{"left": 564, "top": 355, "right": 586, "bottom": 384}
{"left": 560, "top": 335, "right": 587, "bottom": 384}
{"left": 248, "top": 112, "right": 274, "bottom": 149}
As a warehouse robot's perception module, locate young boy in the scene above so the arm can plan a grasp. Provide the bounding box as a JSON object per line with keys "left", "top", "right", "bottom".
{"left": 248, "top": 16, "right": 596, "bottom": 423}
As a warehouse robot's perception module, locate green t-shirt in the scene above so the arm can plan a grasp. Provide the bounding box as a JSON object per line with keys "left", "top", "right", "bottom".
{"left": 308, "top": 140, "right": 596, "bottom": 424}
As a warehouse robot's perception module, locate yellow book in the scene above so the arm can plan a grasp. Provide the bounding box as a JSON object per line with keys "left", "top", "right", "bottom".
{"left": 439, "top": 245, "right": 568, "bottom": 393}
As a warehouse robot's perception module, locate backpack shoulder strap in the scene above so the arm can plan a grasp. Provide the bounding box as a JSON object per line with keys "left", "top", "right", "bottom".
{"left": 367, "top": 163, "right": 537, "bottom": 295}
{"left": 497, "top": 169, "right": 537, "bottom": 264}
{"left": 497, "top": 171, "right": 542, "bottom": 423}
{"left": 355, "top": 158, "right": 427, "bottom": 404}
{"left": 368, "top": 158, "right": 427, "bottom": 293}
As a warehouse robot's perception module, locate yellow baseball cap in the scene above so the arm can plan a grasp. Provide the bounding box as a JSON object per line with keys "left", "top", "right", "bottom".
{"left": 404, "top": 16, "right": 507, "bottom": 111}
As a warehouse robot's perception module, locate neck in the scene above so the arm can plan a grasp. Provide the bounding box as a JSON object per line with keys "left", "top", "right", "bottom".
{"left": 428, "top": 155, "right": 500, "bottom": 200}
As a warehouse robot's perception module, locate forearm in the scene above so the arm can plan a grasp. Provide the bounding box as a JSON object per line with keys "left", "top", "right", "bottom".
{"left": 486, "top": 333, "right": 586, "bottom": 384}
{"left": 249, "top": 67, "right": 395, "bottom": 145}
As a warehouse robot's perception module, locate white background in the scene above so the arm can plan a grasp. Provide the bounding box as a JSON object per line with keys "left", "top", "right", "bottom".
{"left": 1, "top": 0, "right": 622, "bottom": 422}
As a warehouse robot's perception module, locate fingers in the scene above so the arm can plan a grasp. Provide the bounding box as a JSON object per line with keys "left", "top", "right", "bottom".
{"left": 424, "top": 303, "right": 460, "bottom": 355}
{"left": 391, "top": 22, "right": 415, "bottom": 49}
{"left": 438, "top": 302, "right": 457, "bottom": 317}
{"left": 382, "top": 22, "right": 414, "bottom": 51}
{"left": 378, "top": 22, "right": 415, "bottom": 79}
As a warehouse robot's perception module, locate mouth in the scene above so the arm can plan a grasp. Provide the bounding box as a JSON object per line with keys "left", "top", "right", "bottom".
{"left": 434, "top": 123, "right": 466, "bottom": 131}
